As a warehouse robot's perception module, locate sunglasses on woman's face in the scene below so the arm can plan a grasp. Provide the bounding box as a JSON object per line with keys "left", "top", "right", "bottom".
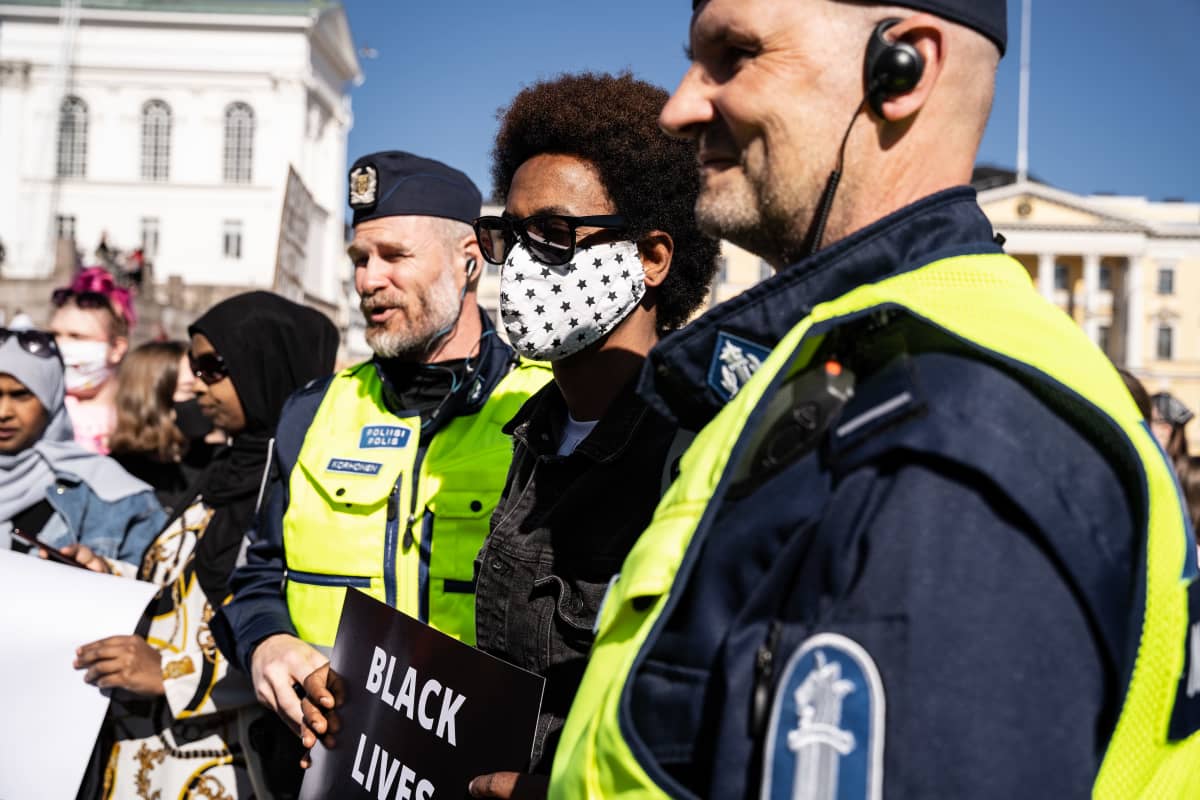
{"left": 188, "top": 351, "right": 230, "bottom": 386}
{"left": 0, "top": 328, "right": 61, "bottom": 361}
{"left": 473, "top": 213, "right": 627, "bottom": 267}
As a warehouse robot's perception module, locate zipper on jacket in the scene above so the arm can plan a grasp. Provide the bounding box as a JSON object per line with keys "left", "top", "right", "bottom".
{"left": 383, "top": 477, "right": 402, "bottom": 608}
{"left": 750, "top": 621, "right": 783, "bottom": 738}
{"left": 417, "top": 509, "right": 434, "bottom": 623}
{"left": 404, "top": 444, "right": 431, "bottom": 610}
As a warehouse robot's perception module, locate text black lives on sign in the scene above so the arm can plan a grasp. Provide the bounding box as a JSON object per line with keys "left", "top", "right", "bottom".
{"left": 299, "top": 590, "right": 545, "bottom": 800}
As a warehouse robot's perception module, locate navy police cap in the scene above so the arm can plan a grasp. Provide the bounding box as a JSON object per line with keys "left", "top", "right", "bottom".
{"left": 348, "top": 151, "right": 482, "bottom": 227}
{"left": 691, "top": 0, "right": 1007, "bottom": 55}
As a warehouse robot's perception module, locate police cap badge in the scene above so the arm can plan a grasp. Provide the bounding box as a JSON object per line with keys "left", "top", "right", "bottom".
{"left": 349, "top": 165, "right": 378, "bottom": 209}
{"left": 347, "top": 151, "right": 482, "bottom": 227}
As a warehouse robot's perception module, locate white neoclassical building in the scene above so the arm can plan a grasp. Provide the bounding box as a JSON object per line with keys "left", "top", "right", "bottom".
{"left": 0, "top": 0, "right": 361, "bottom": 334}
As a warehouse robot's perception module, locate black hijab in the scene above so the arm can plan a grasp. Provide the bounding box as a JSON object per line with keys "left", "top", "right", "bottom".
{"left": 186, "top": 291, "right": 339, "bottom": 601}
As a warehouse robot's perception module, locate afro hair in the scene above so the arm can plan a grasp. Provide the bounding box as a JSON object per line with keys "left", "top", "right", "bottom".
{"left": 491, "top": 71, "right": 721, "bottom": 332}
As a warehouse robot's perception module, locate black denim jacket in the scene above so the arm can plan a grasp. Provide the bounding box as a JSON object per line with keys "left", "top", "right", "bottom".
{"left": 474, "top": 377, "right": 679, "bottom": 774}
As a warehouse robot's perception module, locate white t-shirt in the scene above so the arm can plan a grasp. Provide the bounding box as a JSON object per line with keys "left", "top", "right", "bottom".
{"left": 556, "top": 412, "right": 599, "bottom": 457}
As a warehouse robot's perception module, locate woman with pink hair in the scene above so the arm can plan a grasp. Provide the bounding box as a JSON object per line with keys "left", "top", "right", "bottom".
{"left": 48, "top": 267, "right": 136, "bottom": 453}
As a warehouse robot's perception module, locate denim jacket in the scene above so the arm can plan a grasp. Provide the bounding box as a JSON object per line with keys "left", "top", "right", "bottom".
{"left": 474, "top": 378, "right": 680, "bottom": 774}
{"left": 2, "top": 474, "right": 165, "bottom": 564}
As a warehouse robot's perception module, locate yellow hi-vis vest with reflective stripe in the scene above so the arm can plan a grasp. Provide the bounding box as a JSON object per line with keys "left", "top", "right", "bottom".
{"left": 549, "top": 252, "right": 1200, "bottom": 799}
{"left": 282, "top": 358, "right": 549, "bottom": 648}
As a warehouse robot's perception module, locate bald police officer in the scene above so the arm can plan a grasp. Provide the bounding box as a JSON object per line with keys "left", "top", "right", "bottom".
{"left": 550, "top": 2, "right": 1200, "bottom": 798}
{"left": 219, "top": 152, "right": 549, "bottom": 735}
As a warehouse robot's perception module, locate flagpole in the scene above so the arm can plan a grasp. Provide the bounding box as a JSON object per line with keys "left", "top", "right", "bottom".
{"left": 1016, "top": 0, "right": 1032, "bottom": 183}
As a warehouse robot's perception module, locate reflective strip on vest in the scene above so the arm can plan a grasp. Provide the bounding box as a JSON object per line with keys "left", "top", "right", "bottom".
{"left": 283, "top": 359, "right": 550, "bottom": 648}
{"left": 549, "top": 253, "right": 1200, "bottom": 798}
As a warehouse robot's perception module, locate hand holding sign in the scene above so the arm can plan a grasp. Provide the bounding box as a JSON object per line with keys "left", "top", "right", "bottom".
{"left": 300, "top": 662, "right": 346, "bottom": 765}
{"left": 251, "top": 632, "right": 329, "bottom": 735}
{"left": 468, "top": 772, "right": 550, "bottom": 799}
{"left": 299, "top": 590, "right": 545, "bottom": 800}
{"left": 74, "top": 634, "right": 165, "bottom": 696}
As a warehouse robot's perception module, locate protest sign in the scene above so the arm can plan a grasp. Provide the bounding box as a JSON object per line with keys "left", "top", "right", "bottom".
{"left": 0, "top": 550, "right": 157, "bottom": 799}
{"left": 299, "top": 589, "right": 545, "bottom": 800}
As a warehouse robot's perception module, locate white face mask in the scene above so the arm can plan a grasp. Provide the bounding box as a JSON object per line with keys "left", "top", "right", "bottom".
{"left": 57, "top": 339, "right": 114, "bottom": 394}
{"left": 500, "top": 239, "right": 645, "bottom": 361}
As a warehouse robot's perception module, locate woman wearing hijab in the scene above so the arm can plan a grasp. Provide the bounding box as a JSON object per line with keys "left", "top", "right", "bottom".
{"left": 1, "top": 327, "right": 163, "bottom": 562}
{"left": 64, "top": 293, "right": 339, "bottom": 800}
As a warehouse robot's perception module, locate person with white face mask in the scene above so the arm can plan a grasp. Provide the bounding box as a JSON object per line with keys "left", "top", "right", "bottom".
{"left": 48, "top": 267, "right": 134, "bottom": 454}
{"left": 446, "top": 73, "right": 721, "bottom": 800}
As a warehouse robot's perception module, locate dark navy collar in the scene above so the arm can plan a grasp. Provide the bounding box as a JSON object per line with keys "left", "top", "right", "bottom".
{"left": 373, "top": 307, "right": 517, "bottom": 437}
{"left": 638, "top": 187, "right": 1002, "bottom": 431}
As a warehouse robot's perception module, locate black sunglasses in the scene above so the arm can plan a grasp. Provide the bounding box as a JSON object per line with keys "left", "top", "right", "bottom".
{"left": 473, "top": 213, "right": 626, "bottom": 267}
{"left": 51, "top": 288, "right": 112, "bottom": 311}
{"left": 188, "top": 350, "right": 230, "bottom": 386}
{"left": 0, "top": 328, "right": 61, "bottom": 361}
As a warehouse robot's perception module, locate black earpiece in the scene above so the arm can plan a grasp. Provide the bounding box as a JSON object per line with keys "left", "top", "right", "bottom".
{"left": 807, "top": 18, "right": 927, "bottom": 257}
{"left": 465, "top": 257, "right": 478, "bottom": 278}
{"left": 865, "top": 19, "right": 925, "bottom": 118}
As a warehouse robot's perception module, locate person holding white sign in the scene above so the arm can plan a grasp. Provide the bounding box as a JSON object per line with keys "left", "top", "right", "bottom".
{"left": 0, "top": 326, "right": 162, "bottom": 562}
{"left": 62, "top": 292, "right": 339, "bottom": 800}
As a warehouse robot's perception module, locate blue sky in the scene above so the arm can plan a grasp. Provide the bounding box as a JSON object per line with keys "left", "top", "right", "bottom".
{"left": 342, "top": 0, "right": 1199, "bottom": 202}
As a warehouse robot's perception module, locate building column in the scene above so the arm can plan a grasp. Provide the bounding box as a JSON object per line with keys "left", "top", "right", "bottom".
{"left": 1037, "top": 252, "right": 1055, "bottom": 300}
{"left": 1125, "top": 256, "right": 1144, "bottom": 369}
{"left": 1083, "top": 253, "right": 1101, "bottom": 343}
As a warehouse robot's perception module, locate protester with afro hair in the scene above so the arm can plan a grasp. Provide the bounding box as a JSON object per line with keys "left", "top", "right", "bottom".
{"left": 465, "top": 72, "right": 721, "bottom": 798}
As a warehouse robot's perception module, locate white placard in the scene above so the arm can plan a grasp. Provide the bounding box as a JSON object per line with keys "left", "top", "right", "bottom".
{"left": 0, "top": 550, "right": 157, "bottom": 800}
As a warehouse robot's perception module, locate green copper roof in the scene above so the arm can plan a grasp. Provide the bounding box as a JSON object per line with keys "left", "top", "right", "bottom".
{"left": 1, "top": 0, "right": 337, "bottom": 15}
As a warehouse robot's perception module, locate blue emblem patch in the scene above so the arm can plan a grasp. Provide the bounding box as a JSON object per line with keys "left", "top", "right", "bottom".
{"left": 761, "top": 633, "right": 884, "bottom": 800}
{"left": 709, "top": 331, "right": 771, "bottom": 401}
{"left": 326, "top": 458, "right": 383, "bottom": 476}
{"left": 359, "top": 424, "right": 411, "bottom": 449}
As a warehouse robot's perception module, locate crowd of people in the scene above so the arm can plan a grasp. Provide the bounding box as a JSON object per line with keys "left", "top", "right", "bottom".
{"left": 3, "top": 0, "right": 1200, "bottom": 798}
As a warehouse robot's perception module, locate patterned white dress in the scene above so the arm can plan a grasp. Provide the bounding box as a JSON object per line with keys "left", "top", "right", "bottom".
{"left": 97, "top": 498, "right": 274, "bottom": 800}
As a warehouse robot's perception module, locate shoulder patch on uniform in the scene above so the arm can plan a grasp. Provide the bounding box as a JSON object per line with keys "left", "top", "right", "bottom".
{"left": 709, "top": 331, "right": 771, "bottom": 401}
{"left": 761, "top": 633, "right": 884, "bottom": 800}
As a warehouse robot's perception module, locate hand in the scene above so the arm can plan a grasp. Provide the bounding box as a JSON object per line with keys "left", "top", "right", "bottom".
{"left": 298, "top": 663, "right": 347, "bottom": 768}
{"left": 468, "top": 773, "right": 549, "bottom": 799}
{"left": 250, "top": 633, "right": 328, "bottom": 736}
{"left": 74, "top": 635, "right": 164, "bottom": 696}
{"left": 41, "top": 543, "right": 111, "bottom": 573}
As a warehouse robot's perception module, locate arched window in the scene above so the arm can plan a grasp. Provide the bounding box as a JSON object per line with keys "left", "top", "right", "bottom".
{"left": 223, "top": 102, "right": 254, "bottom": 184}
{"left": 56, "top": 96, "right": 88, "bottom": 178}
{"left": 141, "top": 100, "right": 172, "bottom": 181}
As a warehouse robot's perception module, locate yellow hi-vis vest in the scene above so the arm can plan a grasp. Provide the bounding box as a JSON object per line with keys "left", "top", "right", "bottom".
{"left": 549, "top": 252, "right": 1200, "bottom": 798}
{"left": 282, "top": 358, "right": 549, "bottom": 648}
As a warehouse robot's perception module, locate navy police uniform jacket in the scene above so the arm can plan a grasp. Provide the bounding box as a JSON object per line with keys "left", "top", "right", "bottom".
{"left": 214, "top": 314, "right": 521, "bottom": 671}
{"left": 623, "top": 189, "right": 1139, "bottom": 798}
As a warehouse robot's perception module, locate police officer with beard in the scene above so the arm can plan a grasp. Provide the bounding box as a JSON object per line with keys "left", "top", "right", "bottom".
{"left": 217, "top": 152, "right": 549, "bottom": 740}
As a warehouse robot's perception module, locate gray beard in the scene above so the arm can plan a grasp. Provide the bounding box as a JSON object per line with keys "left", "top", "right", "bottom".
{"left": 694, "top": 174, "right": 815, "bottom": 270}
{"left": 363, "top": 272, "right": 462, "bottom": 360}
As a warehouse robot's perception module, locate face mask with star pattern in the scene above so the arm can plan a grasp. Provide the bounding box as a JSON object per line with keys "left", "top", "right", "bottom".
{"left": 499, "top": 239, "right": 646, "bottom": 361}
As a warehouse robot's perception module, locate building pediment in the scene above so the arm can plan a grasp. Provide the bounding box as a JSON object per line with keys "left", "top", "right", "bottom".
{"left": 979, "top": 180, "right": 1149, "bottom": 233}
{"left": 312, "top": 5, "right": 362, "bottom": 84}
